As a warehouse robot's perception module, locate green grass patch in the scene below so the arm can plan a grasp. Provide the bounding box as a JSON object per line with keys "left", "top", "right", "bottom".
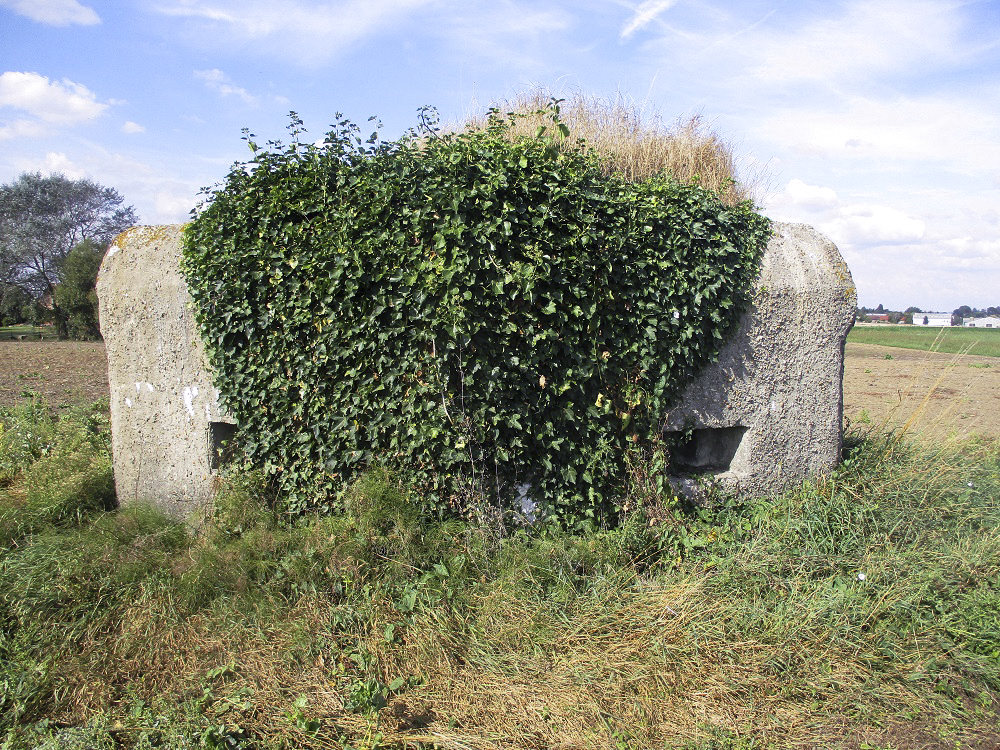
{"left": 2, "top": 401, "right": 1000, "bottom": 748}
{"left": 849, "top": 324, "right": 1000, "bottom": 357}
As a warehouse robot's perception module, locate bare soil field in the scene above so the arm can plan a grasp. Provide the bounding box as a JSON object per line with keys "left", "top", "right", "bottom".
{"left": 2, "top": 340, "right": 998, "bottom": 443}
{"left": 0, "top": 341, "right": 109, "bottom": 410}
{"left": 843, "top": 342, "right": 1000, "bottom": 441}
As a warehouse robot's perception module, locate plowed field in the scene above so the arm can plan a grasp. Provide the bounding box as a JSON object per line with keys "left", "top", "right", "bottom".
{"left": 2, "top": 340, "right": 998, "bottom": 441}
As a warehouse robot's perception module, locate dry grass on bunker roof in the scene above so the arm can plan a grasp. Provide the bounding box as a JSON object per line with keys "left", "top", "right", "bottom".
{"left": 461, "top": 88, "right": 764, "bottom": 207}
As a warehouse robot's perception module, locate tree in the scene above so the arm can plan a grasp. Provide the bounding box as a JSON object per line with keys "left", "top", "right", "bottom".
{"left": 904, "top": 306, "right": 922, "bottom": 314}
{"left": 0, "top": 173, "right": 137, "bottom": 337}
{"left": 53, "top": 239, "right": 104, "bottom": 340}
{"left": 0, "top": 285, "right": 33, "bottom": 326}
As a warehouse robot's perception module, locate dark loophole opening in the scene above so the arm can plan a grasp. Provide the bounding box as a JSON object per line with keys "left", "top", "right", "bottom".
{"left": 665, "top": 426, "right": 747, "bottom": 473}
{"left": 209, "top": 421, "right": 238, "bottom": 471}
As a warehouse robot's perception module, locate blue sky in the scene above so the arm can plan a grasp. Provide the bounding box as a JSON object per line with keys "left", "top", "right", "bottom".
{"left": 2, "top": 0, "right": 998, "bottom": 312}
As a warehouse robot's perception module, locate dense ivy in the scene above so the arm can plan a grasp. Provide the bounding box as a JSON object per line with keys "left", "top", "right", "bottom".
{"left": 182, "top": 108, "right": 771, "bottom": 525}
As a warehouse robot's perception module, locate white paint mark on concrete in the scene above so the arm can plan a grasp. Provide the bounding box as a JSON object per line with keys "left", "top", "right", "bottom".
{"left": 106, "top": 246, "right": 118, "bottom": 258}
{"left": 125, "top": 397, "right": 132, "bottom": 407}
{"left": 146, "top": 383, "right": 154, "bottom": 392}
{"left": 135, "top": 382, "right": 142, "bottom": 393}
{"left": 183, "top": 387, "right": 196, "bottom": 419}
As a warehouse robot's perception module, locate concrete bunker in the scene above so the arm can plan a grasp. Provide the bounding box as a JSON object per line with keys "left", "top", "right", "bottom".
{"left": 97, "top": 222, "right": 855, "bottom": 517}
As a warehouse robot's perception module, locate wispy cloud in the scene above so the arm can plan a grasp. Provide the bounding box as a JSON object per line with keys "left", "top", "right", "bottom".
{"left": 746, "top": 0, "right": 965, "bottom": 86}
{"left": 620, "top": 0, "right": 677, "bottom": 40}
{"left": 755, "top": 93, "right": 1000, "bottom": 175}
{"left": 194, "top": 69, "right": 257, "bottom": 105}
{"left": 441, "top": 3, "right": 574, "bottom": 73}
{"left": 0, "top": 0, "right": 99, "bottom": 25}
{"left": 122, "top": 120, "right": 146, "bottom": 134}
{"left": 0, "top": 72, "right": 108, "bottom": 138}
{"left": 155, "top": 0, "right": 437, "bottom": 64}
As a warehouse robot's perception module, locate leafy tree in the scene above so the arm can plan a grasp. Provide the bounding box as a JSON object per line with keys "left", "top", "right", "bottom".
{"left": 0, "top": 285, "right": 33, "bottom": 326}
{"left": 904, "top": 306, "right": 922, "bottom": 314}
{"left": 0, "top": 173, "right": 136, "bottom": 337}
{"left": 53, "top": 240, "right": 104, "bottom": 340}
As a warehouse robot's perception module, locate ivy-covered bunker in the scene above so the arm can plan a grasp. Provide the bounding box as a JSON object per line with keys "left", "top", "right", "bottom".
{"left": 97, "top": 222, "right": 855, "bottom": 518}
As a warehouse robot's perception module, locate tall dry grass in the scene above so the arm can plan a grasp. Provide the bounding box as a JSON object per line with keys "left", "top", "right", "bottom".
{"left": 462, "top": 89, "right": 764, "bottom": 207}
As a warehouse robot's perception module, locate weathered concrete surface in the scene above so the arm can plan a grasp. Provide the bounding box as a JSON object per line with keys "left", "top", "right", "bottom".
{"left": 97, "top": 221, "right": 854, "bottom": 516}
{"left": 663, "top": 221, "right": 856, "bottom": 497}
{"left": 97, "top": 225, "right": 234, "bottom": 518}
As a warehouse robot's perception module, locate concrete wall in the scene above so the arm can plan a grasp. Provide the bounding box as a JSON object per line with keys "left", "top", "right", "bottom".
{"left": 663, "top": 222, "right": 856, "bottom": 497}
{"left": 98, "top": 221, "right": 856, "bottom": 516}
{"left": 97, "top": 225, "right": 234, "bottom": 518}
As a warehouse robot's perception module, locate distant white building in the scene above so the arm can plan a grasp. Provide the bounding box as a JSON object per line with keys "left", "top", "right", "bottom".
{"left": 913, "top": 313, "right": 952, "bottom": 327}
{"left": 964, "top": 316, "right": 1000, "bottom": 328}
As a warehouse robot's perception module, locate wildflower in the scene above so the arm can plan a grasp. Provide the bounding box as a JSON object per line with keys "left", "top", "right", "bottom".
{"left": 857, "top": 573, "right": 866, "bottom": 582}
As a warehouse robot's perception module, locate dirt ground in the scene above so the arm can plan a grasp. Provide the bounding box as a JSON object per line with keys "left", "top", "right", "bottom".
{"left": 0, "top": 341, "right": 110, "bottom": 411}
{"left": 1, "top": 340, "right": 998, "bottom": 442}
{"left": 842, "top": 342, "right": 1000, "bottom": 441}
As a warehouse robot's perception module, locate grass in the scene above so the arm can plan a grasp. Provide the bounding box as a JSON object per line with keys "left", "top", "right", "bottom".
{"left": 848, "top": 325, "right": 1000, "bottom": 357}
{"left": 2, "top": 399, "right": 1000, "bottom": 748}
{"left": 461, "top": 89, "right": 764, "bottom": 207}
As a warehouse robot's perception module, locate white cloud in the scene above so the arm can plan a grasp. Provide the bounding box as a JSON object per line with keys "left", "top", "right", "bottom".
{"left": 621, "top": 0, "right": 677, "bottom": 40}
{"left": 155, "top": 0, "right": 437, "bottom": 64}
{"left": 826, "top": 204, "right": 926, "bottom": 245}
{"left": 0, "top": 0, "right": 99, "bottom": 26}
{"left": 756, "top": 95, "right": 1000, "bottom": 173}
{"left": 781, "top": 178, "right": 839, "bottom": 210}
{"left": 0, "top": 72, "right": 109, "bottom": 130}
{"left": 747, "top": 0, "right": 964, "bottom": 86}
{"left": 36, "top": 151, "right": 88, "bottom": 179}
{"left": 767, "top": 179, "right": 925, "bottom": 244}
{"left": 0, "top": 118, "right": 44, "bottom": 140}
{"left": 122, "top": 121, "right": 145, "bottom": 134}
{"left": 154, "top": 190, "right": 198, "bottom": 220}
{"left": 194, "top": 69, "right": 257, "bottom": 105}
